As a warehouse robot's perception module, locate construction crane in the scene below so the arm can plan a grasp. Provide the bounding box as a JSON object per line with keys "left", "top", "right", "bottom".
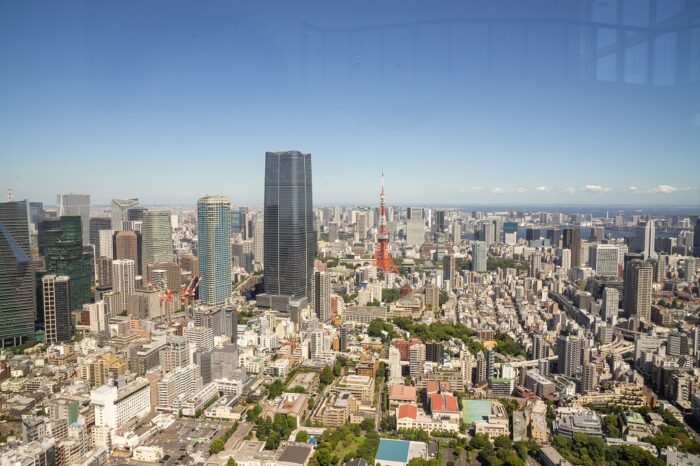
{"left": 181, "top": 275, "right": 202, "bottom": 305}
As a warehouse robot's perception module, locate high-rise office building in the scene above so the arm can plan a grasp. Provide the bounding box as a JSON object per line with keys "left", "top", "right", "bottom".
{"left": 589, "top": 244, "right": 619, "bottom": 278}
{"left": 114, "top": 230, "right": 141, "bottom": 274}
{"left": 57, "top": 194, "right": 90, "bottom": 246}
{"left": 406, "top": 208, "right": 424, "bottom": 247}
{"left": 435, "top": 209, "right": 446, "bottom": 232}
{"left": 141, "top": 210, "right": 173, "bottom": 272}
{"left": 409, "top": 343, "right": 426, "bottom": 379}
{"left": 624, "top": 259, "right": 652, "bottom": 322}
{"left": 313, "top": 271, "right": 331, "bottom": 323}
{"left": 532, "top": 334, "right": 547, "bottom": 360}
{"left": 581, "top": 363, "right": 597, "bottom": 393}
{"left": 97, "top": 256, "right": 113, "bottom": 289}
{"left": 42, "top": 275, "right": 73, "bottom": 344}
{"left": 44, "top": 216, "right": 92, "bottom": 311}
{"left": 558, "top": 248, "right": 571, "bottom": 270}
{"left": 486, "top": 348, "right": 496, "bottom": 381}
{"left": 694, "top": 219, "right": 700, "bottom": 258}
{"left": 425, "top": 284, "right": 439, "bottom": 311}
{"left": 197, "top": 196, "right": 231, "bottom": 306}
{"left": 37, "top": 218, "right": 61, "bottom": 256}
{"left": 98, "top": 230, "right": 114, "bottom": 259}
{"left": 112, "top": 259, "right": 135, "bottom": 313}
{"left": 602, "top": 287, "right": 619, "bottom": 321}
{"left": 562, "top": 228, "right": 581, "bottom": 267}
{"left": 556, "top": 334, "right": 582, "bottom": 377}
{"left": 111, "top": 198, "right": 139, "bottom": 231}
{"left": 253, "top": 214, "right": 264, "bottom": 266}
{"left": 635, "top": 220, "right": 657, "bottom": 260}
{"left": 89, "top": 217, "right": 111, "bottom": 250}
{"left": 529, "top": 253, "right": 542, "bottom": 277}
{"left": 443, "top": 254, "right": 455, "bottom": 283}
{"left": 340, "top": 323, "right": 351, "bottom": 352}
{"left": 481, "top": 222, "right": 496, "bottom": 245}
{"left": 356, "top": 212, "right": 368, "bottom": 241}
{"left": 426, "top": 341, "right": 443, "bottom": 363}
{"left": 0, "top": 201, "right": 36, "bottom": 347}
{"left": 472, "top": 241, "right": 488, "bottom": 272}
{"left": 263, "top": 151, "right": 315, "bottom": 303}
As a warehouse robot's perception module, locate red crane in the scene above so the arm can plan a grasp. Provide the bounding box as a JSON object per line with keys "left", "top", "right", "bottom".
{"left": 181, "top": 275, "right": 202, "bottom": 305}
{"left": 373, "top": 172, "right": 398, "bottom": 273}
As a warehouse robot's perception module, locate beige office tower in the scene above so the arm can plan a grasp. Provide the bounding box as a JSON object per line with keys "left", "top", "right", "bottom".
{"left": 253, "top": 214, "right": 264, "bottom": 266}
{"left": 624, "top": 259, "right": 653, "bottom": 323}
{"left": 98, "top": 230, "right": 114, "bottom": 258}
{"left": 425, "top": 284, "right": 439, "bottom": 311}
{"left": 406, "top": 208, "right": 424, "bottom": 248}
{"left": 114, "top": 230, "right": 138, "bottom": 265}
{"left": 112, "top": 259, "right": 136, "bottom": 313}
{"left": 141, "top": 210, "right": 173, "bottom": 272}
{"left": 409, "top": 343, "right": 426, "bottom": 379}
{"left": 312, "top": 270, "right": 331, "bottom": 323}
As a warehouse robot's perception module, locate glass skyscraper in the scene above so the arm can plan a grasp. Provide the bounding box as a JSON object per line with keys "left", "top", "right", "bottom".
{"left": 197, "top": 196, "right": 231, "bottom": 306}
{"left": 0, "top": 201, "right": 36, "bottom": 347}
{"left": 263, "top": 151, "right": 315, "bottom": 301}
{"left": 44, "top": 216, "right": 93, "bottom": 311}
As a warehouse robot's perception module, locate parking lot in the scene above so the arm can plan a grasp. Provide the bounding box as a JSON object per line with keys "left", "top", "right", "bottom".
{"left": 111, "top": 418, "right": 234, "bottom": 465}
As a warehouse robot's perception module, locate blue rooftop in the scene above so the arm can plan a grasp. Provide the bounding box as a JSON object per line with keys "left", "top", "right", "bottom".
{"left": 376, "top": 439, "right": 410, "bottom": 463}
{"left": 462, "top": 400, "right": 492, "bottom": 424}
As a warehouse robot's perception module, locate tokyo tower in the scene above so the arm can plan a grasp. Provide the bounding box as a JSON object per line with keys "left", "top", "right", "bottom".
{"left": 374, "top": 172, "right": 397, "bottom": 273}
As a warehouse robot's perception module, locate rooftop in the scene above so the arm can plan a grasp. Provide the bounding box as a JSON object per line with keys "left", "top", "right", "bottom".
{"left": 376, "top": 439, "right": 411, "bottom": 463}
{"left": 462, "top": 400, "right": 492, "bottom": 424}
{"left": 389, "top": 385, "right": 416, "bottom": 401}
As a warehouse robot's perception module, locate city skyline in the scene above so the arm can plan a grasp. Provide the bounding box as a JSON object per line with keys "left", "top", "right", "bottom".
{"left": 1, "top": 1, "right": 699, "bottom": 206}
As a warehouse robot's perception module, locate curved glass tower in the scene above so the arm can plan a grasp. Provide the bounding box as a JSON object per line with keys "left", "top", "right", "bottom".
{"left": 263, "top": 151, "right": 315, "bottom": 301}
{"left": 197, "top": 196, "right": 231, "bottom": 306}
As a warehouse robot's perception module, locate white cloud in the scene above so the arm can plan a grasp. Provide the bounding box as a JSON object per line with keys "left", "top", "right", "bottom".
{"left": 583, "top": 184, "right": 612, "bottom": 193}
{"left": 491, "top": 187, "right": 506, "bottom": 194}
{"left": 627, "top": 186, "right": 641, "bottom": 193}
{"left": 473, "top": 186, "right": 486, "bottom": 192}
{"left": 512, "top": 187, "right": 529, "bottom": 193}
{"left": 535, "top": 186, "right": 550, "bottom": 192}
{"left": 652, "top": 184, "right": 678, "bottom": 194}
{"left": 562, "top": 187, "right": 576, "bottom": 195}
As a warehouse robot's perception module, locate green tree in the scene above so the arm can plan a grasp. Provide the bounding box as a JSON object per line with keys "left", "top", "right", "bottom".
{"left": 227, "top": 458, "right": 238, "bottom": 466}
{"left": 382, "top": 288, "right": 400, "bottom": 303}
{"left": 209, "top": 438, "right": 225, "bottom": 454}
{"left": 296, "top": 430, "right": 309, "bottom": 442}
{"left": 267, "top": 379, "right": 285, "bottom": 399}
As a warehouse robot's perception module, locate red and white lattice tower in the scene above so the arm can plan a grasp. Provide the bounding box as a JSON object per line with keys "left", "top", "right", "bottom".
{"left": 373, "top": 172, "right": 397, "bottom": 273}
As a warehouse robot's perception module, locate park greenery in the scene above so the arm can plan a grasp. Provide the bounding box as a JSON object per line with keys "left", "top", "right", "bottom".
{"left": 552, "top": 433, "right": 665, "bottom": 466}
{"left": 308, "top": 420, "right": 379, "bottom": 466}
{"left": 494, "top": 332, "right": 525, "bottom": 357}
{"left": 257, "top": 413, "right": 297, "bottom": 450}
{"left": 368, "top": 319, "right": 398, "bottom": 340}
{"left": 487, "top": 258, "right": 527, "bottom": 274}
{"left": 391, "top": 317, "right": 485, "bottom": 354}
{"left": 382, "top": 288, "right": 401, "bottom": 303}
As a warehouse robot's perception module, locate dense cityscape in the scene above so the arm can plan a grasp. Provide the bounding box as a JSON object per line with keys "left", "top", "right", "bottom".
{"left": 0, "top": 149, "right": 697, "bottom": 466}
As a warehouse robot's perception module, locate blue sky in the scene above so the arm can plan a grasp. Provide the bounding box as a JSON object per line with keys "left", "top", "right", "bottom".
{"left": 1, "top": 0, "right": 699, "bottom": 207}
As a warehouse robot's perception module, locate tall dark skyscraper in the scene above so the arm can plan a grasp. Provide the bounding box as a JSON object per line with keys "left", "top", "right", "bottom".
{"left": 0, "top": 201, "right": 36, "bottom": 347}
{"left": 694, "top": 218, "right": 700, "bottom": 258}
{"left": 262, "top": 151, "right": 315, "bottom": 304}
{"left": 44, "top": 216, "right": 93, "bottom": 311}
{"left": 562, "top": 227, "right": 581, "bottom": 267}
